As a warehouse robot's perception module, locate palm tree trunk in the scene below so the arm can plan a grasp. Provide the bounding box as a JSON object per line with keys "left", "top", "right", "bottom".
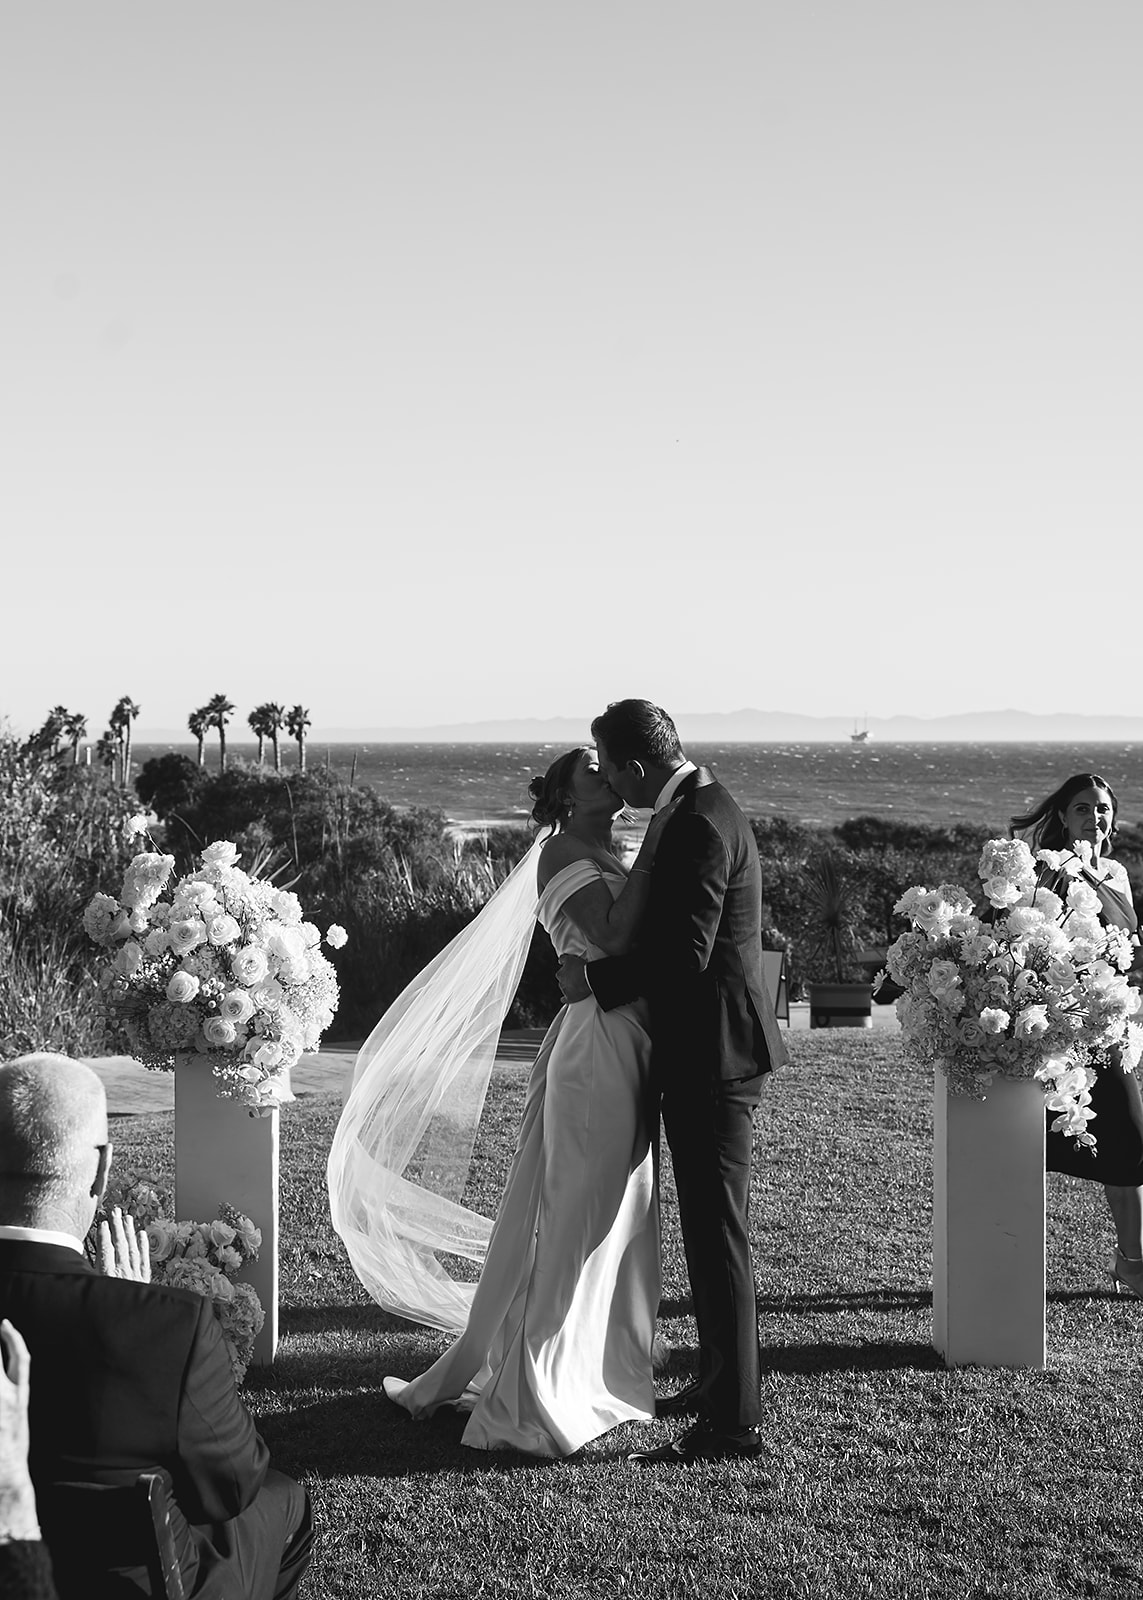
{"left": 219, "top": 728, "right": 227, "bottom": 772}
{"left": 257, "top": 733, "right": 265, "bottom": 764}
{"left": 271, "top": 733, "right": 281, "bottom": 772}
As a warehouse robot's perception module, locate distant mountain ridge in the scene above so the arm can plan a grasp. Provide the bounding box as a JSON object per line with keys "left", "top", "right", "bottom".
{"left": 132, "top": 710, "right": 1143, "bottom": 745}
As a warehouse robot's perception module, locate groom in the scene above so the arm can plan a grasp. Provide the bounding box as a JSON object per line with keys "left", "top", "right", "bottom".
{"left": 558, "top": 699, "right": 788, "bottom": 1464}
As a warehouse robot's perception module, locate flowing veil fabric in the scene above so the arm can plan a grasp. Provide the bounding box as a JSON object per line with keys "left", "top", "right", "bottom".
{"left": 327, "top": 839, "right": 546, "bottom": 1331}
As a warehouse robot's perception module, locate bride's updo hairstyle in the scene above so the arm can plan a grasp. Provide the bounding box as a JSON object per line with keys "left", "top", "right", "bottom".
{"left": 528, "top": 748, "right": 589, "bottom": 835}
{"left": 1009, "top": 772, "right": 1120, "bottom": 852}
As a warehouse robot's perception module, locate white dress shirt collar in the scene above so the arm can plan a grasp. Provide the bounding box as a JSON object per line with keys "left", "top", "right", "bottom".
{"left": 0, "top": 1224, "right": 84, "bottom": 1254}
{"left": 653, "top": 760, "right": 698, "bottom": 813}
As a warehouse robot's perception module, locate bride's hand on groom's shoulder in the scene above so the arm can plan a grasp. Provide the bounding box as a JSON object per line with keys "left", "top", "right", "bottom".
{"left": 557, "top": 956, "right": 592, "bottom": 1005}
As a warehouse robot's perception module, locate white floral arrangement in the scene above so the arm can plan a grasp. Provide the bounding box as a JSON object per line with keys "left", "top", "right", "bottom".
{"left": 84, "top": 824, "right": 348, "bottom": 1112}
{"left": 91, "top": 1173, "right": 266, "bottom": 1382}
{"left": 887, "top": 837, "right": 1143, "bottom": 1149}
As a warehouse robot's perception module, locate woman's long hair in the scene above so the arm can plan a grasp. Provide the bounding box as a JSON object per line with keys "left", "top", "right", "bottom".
{"left": 1009, "top": 772, "right": 1119, "bottom": 853}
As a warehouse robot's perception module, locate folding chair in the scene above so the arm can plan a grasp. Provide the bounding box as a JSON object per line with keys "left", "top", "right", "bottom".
{"left": 41, "top": 1468, "right": 187, "bottom": 1600}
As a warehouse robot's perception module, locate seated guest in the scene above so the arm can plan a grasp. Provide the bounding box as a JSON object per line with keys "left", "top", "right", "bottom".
{"left": 0, "top": 1054, "right": 313, "bottom": 1600}
{"left": 1, "top": 1319, "right": 57, "bottom": 1600}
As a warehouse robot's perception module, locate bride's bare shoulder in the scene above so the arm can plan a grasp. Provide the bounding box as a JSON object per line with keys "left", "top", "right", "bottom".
{"left": 537, "top": 833, "right": 596, "bottom": 890}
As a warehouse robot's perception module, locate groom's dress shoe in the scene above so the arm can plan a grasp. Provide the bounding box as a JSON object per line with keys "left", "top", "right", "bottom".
{"left": 654, "top": 1381, "right": 703, "bottom": 1418}
{"left": 628, "top": 1422, "right": 763, "bottom": 1466}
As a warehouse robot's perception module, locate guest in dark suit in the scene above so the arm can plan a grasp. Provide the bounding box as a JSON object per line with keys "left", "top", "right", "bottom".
{"left": 558, "top": 700, "right": 788, "bottom": 1464}
{"left": 0, "top": 1053, "right": 313, "bottom": 1599}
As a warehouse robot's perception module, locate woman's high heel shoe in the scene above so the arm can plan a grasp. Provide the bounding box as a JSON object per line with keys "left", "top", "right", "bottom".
{"left": 1111, "top": 1250, "right": 1143, "bottom": 1297}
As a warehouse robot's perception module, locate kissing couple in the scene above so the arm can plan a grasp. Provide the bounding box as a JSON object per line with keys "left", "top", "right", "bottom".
{"left": 328, "top": 699, "right": 788, "bottom": 1464}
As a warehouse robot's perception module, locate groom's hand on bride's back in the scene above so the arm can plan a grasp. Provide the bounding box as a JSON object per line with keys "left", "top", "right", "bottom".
{"left": 557, "top": 956, "right": 592, "bottom": 1004}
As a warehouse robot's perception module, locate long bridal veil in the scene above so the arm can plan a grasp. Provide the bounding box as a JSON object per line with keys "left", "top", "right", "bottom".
{"left": 326, "top": 839, "right": 546, "bottom": 1332}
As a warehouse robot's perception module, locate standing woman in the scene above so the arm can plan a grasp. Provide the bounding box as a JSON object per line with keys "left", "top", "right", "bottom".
{"left": 1011, "top": 773, "right": 1143, "bottom": 1295}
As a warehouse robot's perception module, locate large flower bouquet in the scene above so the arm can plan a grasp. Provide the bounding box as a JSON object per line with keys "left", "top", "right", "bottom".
{"left": 90, "top": 1172, "right": 265, "bottom": 1382}
{"left": 84, "top": 829, "right": 347, "bottom": 1112}
{"left": 887, "top": 837, "right": 1142, "bottom": 1149}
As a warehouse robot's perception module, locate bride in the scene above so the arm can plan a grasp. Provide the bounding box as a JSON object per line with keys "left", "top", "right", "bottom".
{"left": 327, "top": 747, "right": 676, "bottom": 1456}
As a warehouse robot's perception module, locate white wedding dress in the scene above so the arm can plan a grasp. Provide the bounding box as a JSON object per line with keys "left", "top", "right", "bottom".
{"left": 383, "top": 859, "right": 660, "bottom": 1456}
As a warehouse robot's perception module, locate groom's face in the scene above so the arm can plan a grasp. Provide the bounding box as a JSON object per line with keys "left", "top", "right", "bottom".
{"left": 595, "top": 739, "right": 641, "bottom": 807}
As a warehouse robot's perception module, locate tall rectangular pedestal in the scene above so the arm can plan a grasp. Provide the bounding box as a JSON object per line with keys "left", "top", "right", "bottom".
{"left": 933, "top": 1070, "right": 1045, "bottom": 1368}
{"left": 174, "top": 1061, "right": 279, "bottom": 1368}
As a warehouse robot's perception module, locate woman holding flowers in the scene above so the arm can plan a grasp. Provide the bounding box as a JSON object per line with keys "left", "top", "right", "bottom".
{"left": 1010, "top": 773, "right": 1143, "bottom": 1295}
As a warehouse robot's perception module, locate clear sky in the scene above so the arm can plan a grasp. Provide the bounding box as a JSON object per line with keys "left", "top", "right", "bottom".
{"left": 3, "top": 2, "right": 1141, "bottom": 739}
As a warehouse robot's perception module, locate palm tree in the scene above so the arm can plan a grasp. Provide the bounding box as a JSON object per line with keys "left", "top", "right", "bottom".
{"left": 111, "top": 697, "right": 140, "bottom": 785}
{"left": 94, "top": 729, "right": 120, "bottom": 777}
{"left": 265, "top": 702, "right": 285, "bottom": 773}
{"left": 286, "top": 705, "right": 311, "bottom": 773}
{"left": 40, "top": 705, "right": 70, "bottom": 757}
{"left": 65, "top": 711, "right": 88, "bottom": 765}
{"left": 204, "top": 693, "right": 235, "bottom": 772}
{"left": 247, "top": 704, "right": 268, "bottom": 764}
{"left": 188, "top": 707, "right": 209, "bottom": 767}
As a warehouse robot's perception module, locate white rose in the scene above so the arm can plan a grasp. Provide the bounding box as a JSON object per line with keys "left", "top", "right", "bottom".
{"left": 220, "top": 989, "right": 256, "bottom": 1025}
{"left": 982, "top": 877, "right": 1023, "bottom": 910}
{"left": 145, "top": 1217, "right": 179, "bottom": 1263}
{"left": 252, "top": 978, "right": 285, "bottom": 1013}
{"left": 231, "top": 946, "right": 270, "bottom": 986}
{"left": 169, "top": 918, "right": 207, "bottom": 956}
{"left": 201, "top": 841, "right": 240, "bottom": 868}
{"left": 202, "top": 1016, "right": 238, "bottom": 1047}
{"left": 166, "top": 970, "right": 201, "bottom": 1003}
{"left": 1014, "top": 1004, "right": 1050, "bottom": 1040}
{"left": 207, "top": 914, "right": 242, "bottom": 947}
{"left": 145, "top": 928, "right": 170, "bottom": 958}
{"left": 1066, "top": 880, "right": 1102, "bottom": 919}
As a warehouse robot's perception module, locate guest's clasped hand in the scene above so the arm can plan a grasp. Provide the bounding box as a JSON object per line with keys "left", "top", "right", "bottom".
{"left": 0, "top": 1319, "right": 41, "bottom": 1544}
{"left": 98, "top": 1206, "right": 151, "bottom": 1282}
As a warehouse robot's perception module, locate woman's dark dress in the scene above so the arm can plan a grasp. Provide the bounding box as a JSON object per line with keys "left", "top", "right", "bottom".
{"left": 1044, "top": 864, "right": 1143, "bottom": 1186}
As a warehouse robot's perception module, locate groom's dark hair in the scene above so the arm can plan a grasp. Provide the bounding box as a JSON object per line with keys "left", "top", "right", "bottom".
{"left": 591, "top": 700, "right": 683, "bottom": 769}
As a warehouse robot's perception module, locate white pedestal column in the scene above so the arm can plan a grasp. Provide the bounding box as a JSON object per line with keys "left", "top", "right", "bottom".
{"left": 932, "top": 1070, "right": 1045, "bottom": 1368}
{"left": 174, "top": 1059, "right": 279, "bottom": 1368}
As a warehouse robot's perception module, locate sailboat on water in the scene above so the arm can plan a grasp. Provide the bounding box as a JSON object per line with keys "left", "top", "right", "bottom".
{"left": 850, "top": 715, "right": 869, "bottom": 743}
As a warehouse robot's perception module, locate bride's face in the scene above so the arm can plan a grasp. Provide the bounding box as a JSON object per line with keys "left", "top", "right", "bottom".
{"left": 569, "top": 750, "right": 623, "bottom": 822}
{"left": 1058, "top": 785, "right": 1115, "bottom": 856}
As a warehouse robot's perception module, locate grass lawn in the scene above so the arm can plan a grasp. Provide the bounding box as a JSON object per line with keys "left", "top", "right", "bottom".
{"left": 110, "top": 1032, "right": 1142, "bottom": 1600}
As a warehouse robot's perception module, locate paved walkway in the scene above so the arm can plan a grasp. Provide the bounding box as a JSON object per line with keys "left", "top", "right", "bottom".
{"left": 85, "top": 1003, "right": 898, "bottom": 1117}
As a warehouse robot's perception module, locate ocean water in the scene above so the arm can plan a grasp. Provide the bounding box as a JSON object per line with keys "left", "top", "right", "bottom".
{"left": 132, "top": 741, "right": 1143, "bottom": 832}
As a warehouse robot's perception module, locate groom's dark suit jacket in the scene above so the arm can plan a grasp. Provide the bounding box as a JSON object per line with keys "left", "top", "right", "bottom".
{"left": 0, "top": 1238, "right": 278, "bottom": 1597}
{"left": 588, "top": 766, "right": 789, "bottom": 1085}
